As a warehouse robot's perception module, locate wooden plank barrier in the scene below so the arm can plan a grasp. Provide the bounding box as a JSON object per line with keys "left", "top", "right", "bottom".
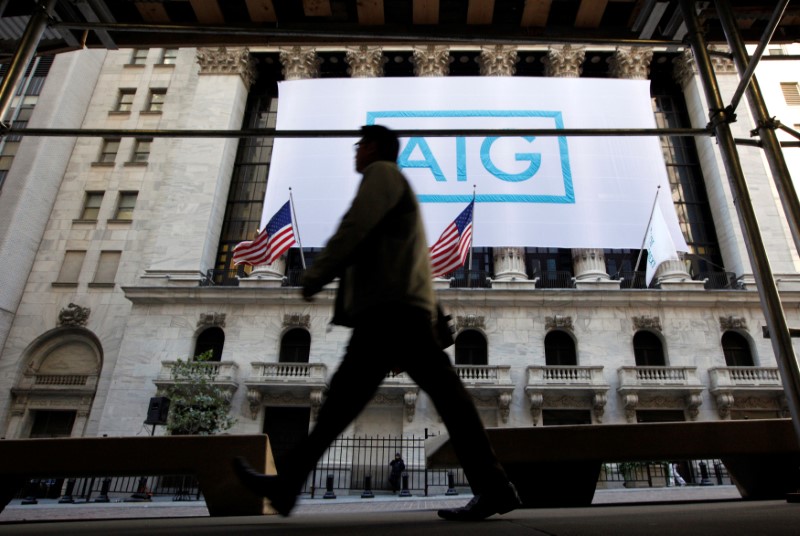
{"left": 426, "top": 419, "right": 800, "bottom": 507}
{"left": 0, "top": 434, "right": 276, "bottom": 516}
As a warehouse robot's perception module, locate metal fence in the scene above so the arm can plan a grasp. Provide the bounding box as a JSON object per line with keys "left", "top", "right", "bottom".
{"left": 15, "top": 474, "right": 202, "bottom": 502}
{"left": 600, "top": 459, "right": 732, "bottom": 488}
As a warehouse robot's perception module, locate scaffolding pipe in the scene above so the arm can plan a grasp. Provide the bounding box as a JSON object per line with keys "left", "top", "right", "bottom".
{"left": 717, "top": 0, "right": 800, "bottom": 258}
{"left": 49, "top": 20, "right": 687, "bottom": 48}
{"left": 680, "top": 0, "right": 800, "bottom": 445}
{"left": 3, "top": 126, "right": 710, "bottom": 139}
{"left": 726, "top": 0, "right": 790, "bottom": 114}
{"left": 0, "top": 0, "right": 56, "bottom": 126}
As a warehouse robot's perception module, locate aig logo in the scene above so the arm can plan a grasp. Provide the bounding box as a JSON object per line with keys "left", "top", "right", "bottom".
{"left": 367, "top": 110, "right": 575, "bottom": 204}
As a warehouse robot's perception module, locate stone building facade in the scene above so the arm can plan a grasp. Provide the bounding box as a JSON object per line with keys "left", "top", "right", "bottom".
{"left": 0, "top": 43, "right": 798, "bottom": 454}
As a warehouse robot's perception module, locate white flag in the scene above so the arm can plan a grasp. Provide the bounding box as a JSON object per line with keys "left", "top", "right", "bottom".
{"left": 645, "top": 203, "right": 680, "bottom": 286}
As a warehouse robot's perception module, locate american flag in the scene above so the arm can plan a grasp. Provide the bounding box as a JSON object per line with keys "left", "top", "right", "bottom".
{"left": 429, "top": 200, "right": 474, "bottom": 278}
{"left": 233, "top": 201, "right": 297, "bottom": 266}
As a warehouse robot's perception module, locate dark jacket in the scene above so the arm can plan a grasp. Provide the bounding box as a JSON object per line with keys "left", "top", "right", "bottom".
{"left": 301, "top": 161, "right": 436, "bottom": 326}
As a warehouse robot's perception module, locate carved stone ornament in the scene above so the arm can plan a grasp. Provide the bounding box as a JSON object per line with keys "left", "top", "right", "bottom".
{"left": 411, "top": 45, "right": 450, "bottom": 77}
{"left": 593, "top": 392, "right": 608, "bottom": 423}
{"left": 198, "top": 312, "right": 226, "bottom": 329}
{"left": 709, "top": 44, "right": 736, "bottom": 74}
{"left": 283, "top": 313, "right": 310, "bottom": 329}
{"left": 608, "top": 47, "right": 653, "bottom": 80}
{"left": 196, "top": 47, "right": 257, "bottom": 87}
{"left": 714, "top": 391, "right": 735, "bottom": 419}
{"left": 545, "top": 315, "right": 574, "bottom": 332}
{"left": 279, "top": 46, "right": 321, "bottom": 80}
{"left": 246, "top": 389, "right": 262, "bottom": 420}
{"left": 310, "top": 389, "right": 324, "bottom": 421}
{"left": 58, "top": 303, "right": 90, "bottom": 327}
{"left": 543, "top": 44, "right": 585, "bottom": 78}
{"left": 633, "top": 316, "right": 662, "bottom": 332}
{"left": 528, "top": 392, "right": 543, "bottom": 426}
{"left": 345, "top": 46, "right": 385, "bottom": 78}
{"left": 672, "top": 49, "right": 696, "bottom": 88}
{"left": 478, "top": 45, "right": 518, "bottom": 76}
{"left": 719, "top": 316, "right": 747, "bottom": 331}
{"left": 456, "top": 314, "right": 485, "bottom": 331}
{"left": 404, "top": 390, "right": 418, "bottom": 422}
{"left": 498, "top": 392, "right": 512, "bottom": 424}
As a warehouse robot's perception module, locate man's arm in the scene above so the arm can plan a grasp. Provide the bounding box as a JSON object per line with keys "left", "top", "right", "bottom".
{"left": 301, "top": 163, "right": 404, "bottom": 297}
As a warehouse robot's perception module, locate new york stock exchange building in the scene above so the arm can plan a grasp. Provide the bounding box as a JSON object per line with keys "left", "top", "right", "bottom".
{"left": 2, "top": 1, "right": 800, "bottom": 496}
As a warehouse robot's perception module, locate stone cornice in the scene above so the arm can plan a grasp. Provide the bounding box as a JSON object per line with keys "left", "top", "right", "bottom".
{"left": 196, "top": 47, "right": 257, "bottom": 87}
{"left": 121, "top": 285, "right": 776, "bottom": 309}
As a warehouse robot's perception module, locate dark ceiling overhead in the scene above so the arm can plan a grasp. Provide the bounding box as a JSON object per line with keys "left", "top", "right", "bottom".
{"left": 2, "top": 1, "right": 799, "bottom": 57}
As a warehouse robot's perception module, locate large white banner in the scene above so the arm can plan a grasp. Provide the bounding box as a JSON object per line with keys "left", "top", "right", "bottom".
{"left": 263, "top": 77, "right": 688, "bottom": 251}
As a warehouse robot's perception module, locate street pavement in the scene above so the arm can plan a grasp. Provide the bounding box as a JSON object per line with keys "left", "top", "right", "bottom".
{"left": 1, "top": 485, "right": 798, "bottom": 535}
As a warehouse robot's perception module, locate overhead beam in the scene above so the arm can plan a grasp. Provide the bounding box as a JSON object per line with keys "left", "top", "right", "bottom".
{"left": 521, "top": 0, "right": 551, "bottom": 27}
{"left": 303, "top": 0, "right": 332, "bottom": 17}
{"left": 190, "top": 0, "right": 225, "bottom": 24}
{"left": 135, "top": 1, "right": 170, "bottom": 23}
{"left": 467, "top": 0, "right": 494, "bottom": 25}
{"left": 413, "top": 0, "right": 439, "bottom": 24}
{"left": 245, "top": 0, "right": 277, "bottom": 23}
{"left": 357, "top": 0, "right": 384, "bottom": 25}
{"left": 575, "top": 0, "right": 607, "bottom": 28}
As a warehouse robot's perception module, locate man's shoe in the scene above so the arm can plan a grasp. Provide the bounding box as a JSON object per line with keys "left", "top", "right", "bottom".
{"left": 232, "top": 456, "right": 296, "bottom": 516}
{"left": 437, "top": 482, "right": 521, "bottom": 521}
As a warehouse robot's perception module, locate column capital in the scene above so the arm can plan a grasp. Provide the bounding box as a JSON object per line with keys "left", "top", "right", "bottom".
{"left": 196, "top": 47, "right": 257, "bottom": 87}
{"left": 345, "top": 45, "right": 385, "bottom": 78}
{"left": 608, "top": 47, "right": 653, "bottom": 80}
{"left": 279, "top": 46, "right": 321, "bottom": 80}
{"left": 478, "top": 45, "right": 518, "bottom": 76}
{"left": 411, "top": 45, "right": 450, "bottom": 77}
{"left": 543, "top": 45, "right": 585, "bottom": 77}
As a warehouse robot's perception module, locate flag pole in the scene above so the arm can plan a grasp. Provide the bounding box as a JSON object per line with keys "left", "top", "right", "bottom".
{"left": 634, "top": 185, "right": 661, "bottom": 272}
{"left": 288, "top": 187, "right": 306, "bottom": 270}
{"left": 468, "top": 185, "right": 476, "bottom": 272}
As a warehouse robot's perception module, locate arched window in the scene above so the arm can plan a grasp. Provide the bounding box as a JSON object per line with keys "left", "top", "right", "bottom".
{"left": 280, "top": 328, "right": 311, "bottom": 363}
{"left": 455, "top": 330, "right": 487, "bottom": 365}
{"left": 195, "top": 327, "right": 224, "bottom": 361}
{"left": 633, "top": 331, "right": 665, "bottom": 366}
{"left": 721, "top": 331, "right": 754, "bottom": 367}
{"left": 544, "top": 331, "right": 577, "bottom": 366}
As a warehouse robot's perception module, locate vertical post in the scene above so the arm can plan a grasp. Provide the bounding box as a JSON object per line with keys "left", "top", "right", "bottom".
{"left": 716, "top": 0, "right": 800, "bottom": 255}
{"left": 0, "top": 0, "right": 57, "bottom": 126}
{"left": 679, "top": 0, "right": 800, "bottom": 445}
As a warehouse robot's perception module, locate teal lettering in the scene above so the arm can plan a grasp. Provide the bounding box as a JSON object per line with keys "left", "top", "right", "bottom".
{"left": 480, "top": 136, "right": 541, "bottom": 182}
{"left": 398, "top": 137, "right": 446, "bottom": 182}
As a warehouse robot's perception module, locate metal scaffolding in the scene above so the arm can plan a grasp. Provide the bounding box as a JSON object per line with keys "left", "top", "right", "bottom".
{"left": 1, "top": 0, "right": 800, "bottom": 447}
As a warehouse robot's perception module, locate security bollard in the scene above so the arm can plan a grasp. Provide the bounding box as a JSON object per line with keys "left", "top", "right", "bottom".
{"left": 699, "top": 462, "right": 713, "bottom": 486}
{"left": 399, "top": 473, "right": 411, "bottom": 497}
{"left": 361, "top": 475, "right": 374, "bottom": 498}
{"left": 323, "top": 474, "right": 336, "bottom": 499}
{"left": 94, "top": 477, "right": 111, "bottom": 503}
{"left": 57, "top": 478, "right": 76, "bottom": 504}
{"left": 21, "top": 479, "right": 40, "bottom": 505}
{"left": 445, "top": 471, "right": 458, "bottom": 496}
{"left": 713, "top": 462, "right": 723, "bottom": 485}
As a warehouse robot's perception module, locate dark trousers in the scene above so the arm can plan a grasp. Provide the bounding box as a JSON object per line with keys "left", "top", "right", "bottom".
{"left": 281, "top": 304, "right": 509, "bottom": 495}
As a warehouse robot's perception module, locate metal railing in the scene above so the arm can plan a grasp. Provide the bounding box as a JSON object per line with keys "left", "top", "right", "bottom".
{"left": 695, "top": 271, "right": 740, "bottom": 290}
{"left": 16, "top": 474, "right": 202, "bottom": 502}
{"left": 602, "top": 459, "right": 732, "bottom": 488}
{"left": 448, "top": 269, "right": 492, "bottom": 289}
{"left": 614, "top": 271, "right": 648, "bottom": 289}
{"left": 534, "top": 270, "right": 574, "bottom": 289}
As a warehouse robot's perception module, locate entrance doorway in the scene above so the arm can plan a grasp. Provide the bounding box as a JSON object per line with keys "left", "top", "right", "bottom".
{"left": 263, "top": 407, "right": 310, "bottom": 473}
{"left": 29, "top": 410, "right": 76, "bottom": 438}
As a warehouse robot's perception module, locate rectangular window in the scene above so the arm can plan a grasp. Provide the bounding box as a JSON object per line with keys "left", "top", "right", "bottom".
{"left": 131, "top": 49, "right": 148, "bottom": 65}
{"left": 80, "top": 191, "right": 104, "bottom": 220}
{"left": 131, "top": 138, "right": 151, "bottom": 163}
{"left": 114, "top": 191, "right": 138, "bottom": 221}
{"left": 92, "top": 251, "right": 121, "bottom": 285}
{"left": 781, "top": 83, "right": 800, "bottom": 105}
{"left": 55, "top": 250, "right": 85, "bottom": 285}
{"left": 161, "top": 48, "right": 178, "bottom": 64}
{"left": 115, "top": 89, "right": 136, "bottom": 112}
{"left": 146, "top": 89, "right": 166, "bottom": 112}
{"left": 99, "top": 139, "right": 119, "bottom": 163}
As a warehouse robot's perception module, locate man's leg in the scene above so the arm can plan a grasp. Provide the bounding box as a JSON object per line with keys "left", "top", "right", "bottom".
{"left": 235, "top": 325, "right": 389, "bottom": 514}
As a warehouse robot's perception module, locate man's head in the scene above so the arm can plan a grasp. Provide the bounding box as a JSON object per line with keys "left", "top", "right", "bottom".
{"left": 355, "top": 125, "right": 400, "bottom": 172}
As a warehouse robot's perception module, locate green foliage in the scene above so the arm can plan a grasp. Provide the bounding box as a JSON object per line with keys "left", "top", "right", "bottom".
{"left": 163, "top": 350, "right": 235, "bottom": 435}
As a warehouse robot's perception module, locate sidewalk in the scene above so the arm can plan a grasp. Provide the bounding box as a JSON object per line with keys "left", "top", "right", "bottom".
{"left": 0, "top": 485, "right": 743, "bottom": 522}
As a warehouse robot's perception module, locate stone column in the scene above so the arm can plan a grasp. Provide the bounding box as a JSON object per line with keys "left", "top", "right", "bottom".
{"left": 345, "top": 46, "right": 385, "bottom": 78}
{"left": 411, "top": 45, "right": 450, "bottom": 77}
{"left": 543, "top": 46, "right": 617, "bottom": 289}
{"left": 243, "top": 47, "right": 322, "bottom": 286}
{"left": 477, "top": 46, "right": 532, "bottom": 287}
{"left": 674, "top": 47, "right": 755, "bottom": 289}
{"left": 143, "top": 47, "right": 255, "bottom": 286}
{"left": 611, "top": 47, "right": 700, "bottom": 290}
